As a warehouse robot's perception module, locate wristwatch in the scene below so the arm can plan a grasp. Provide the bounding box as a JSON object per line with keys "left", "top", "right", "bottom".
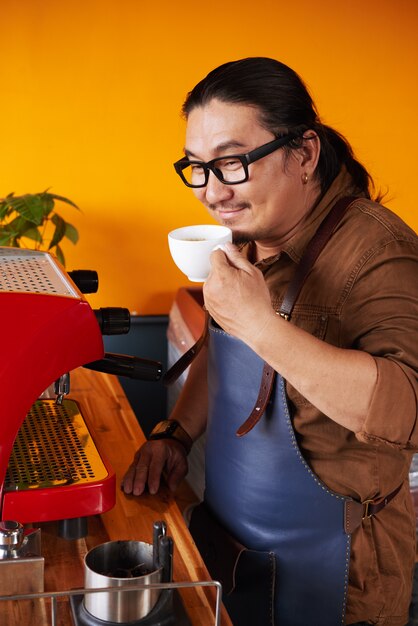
{"left": 148, "top": 420, "right": 193, "bottom": 454}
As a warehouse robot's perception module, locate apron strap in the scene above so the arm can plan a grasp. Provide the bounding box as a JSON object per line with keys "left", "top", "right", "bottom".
{"left": 236, "top": 195, "right": 357, "bottom": 436}
{"left": 236, "top": 363, "right": 276, "bottom": 436}
{"left": 163, "top": 308, "right": 209, "bottom": 386}
{"left": 279, "top": 195, "right": 358, "bottom": 319}
{"left": 344, "top": 482, "right": 404, "bottom": 533}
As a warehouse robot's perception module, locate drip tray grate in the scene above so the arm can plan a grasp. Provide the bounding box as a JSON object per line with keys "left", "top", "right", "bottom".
{"left": 0, "top": 249, "right": 77, "bottom": 296}
{"left": 5, "top": 399, "right": 108, "bottom": 490}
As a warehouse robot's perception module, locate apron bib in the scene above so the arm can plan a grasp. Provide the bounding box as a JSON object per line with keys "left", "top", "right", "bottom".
{"left": 204, "top": 324, "right": 351, "bottom": 626}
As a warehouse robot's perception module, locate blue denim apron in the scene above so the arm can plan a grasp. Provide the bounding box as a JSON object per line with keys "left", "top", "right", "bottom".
{"left": 204, "top": 324, "right": 351, "bottom": 626}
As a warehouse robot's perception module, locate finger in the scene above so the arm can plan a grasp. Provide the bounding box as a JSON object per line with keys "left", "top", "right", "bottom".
{"left": 122, "top": 459, "right": 149, "bottom": 496}
{"left": 210, "top": 242, "right": 252, "bottom": 274}
{"left": 121, "top": 464, "right": 135, "bottom": 494}
{"left": 133, "top": 463, "right": 151, "bottom": 496}
{"left": 122, "top": 448, "right": 142, "bottom": 492}
{"left": 122, "top": 446, "right": 154, "bottom": 496}
{"left": 146, "top": 441, "right": 175, "bottom": 494}
{"left": 222, "top": 241, "right": 253, "bottom": 272}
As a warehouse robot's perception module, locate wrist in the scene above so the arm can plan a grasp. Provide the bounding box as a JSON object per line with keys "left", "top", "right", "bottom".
{"left": 245, "top": 309, "right": 279, "bottom": 353}
{"left": 148, "top": 420, "right": 193, "bottom": 454}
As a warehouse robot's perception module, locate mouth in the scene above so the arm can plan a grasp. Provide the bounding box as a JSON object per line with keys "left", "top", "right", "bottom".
{"left": 212, "top": 205, "right": 249, "bottom": 221}
{"left": 218, "top": 209, "right": 243, "bottom": 219}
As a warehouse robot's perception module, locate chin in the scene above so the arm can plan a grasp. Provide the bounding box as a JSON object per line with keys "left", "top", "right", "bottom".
{"left": 217, "top": 218, "right": 249, "bottom": 238}
{"left": 232, "top": 230, "right": 253, "bottom": 246}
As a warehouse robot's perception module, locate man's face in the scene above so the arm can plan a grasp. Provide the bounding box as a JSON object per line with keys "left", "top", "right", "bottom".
{"left": 184, "top": 98, "right": 317, "bottom": 248}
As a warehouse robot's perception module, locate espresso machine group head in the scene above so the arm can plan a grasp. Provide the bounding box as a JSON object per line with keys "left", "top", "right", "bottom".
{"left": 0, "top": 247, "right": 161, "bottom": 533}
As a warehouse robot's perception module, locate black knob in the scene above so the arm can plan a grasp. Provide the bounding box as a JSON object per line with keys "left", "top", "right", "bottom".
{"left": 94, "top": 308, "right": 131, "bottom": 335}
{"left": 68, "top": 270, "right": 99, "bottom": 294}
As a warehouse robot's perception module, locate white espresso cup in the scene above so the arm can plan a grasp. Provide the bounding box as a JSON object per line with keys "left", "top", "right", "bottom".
{"left": 168, "top": 224, "right": 232, "bottom": 282}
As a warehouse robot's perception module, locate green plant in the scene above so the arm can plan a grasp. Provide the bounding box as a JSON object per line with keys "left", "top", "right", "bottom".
{"left": 0, "top": 190, "right": 79, "bottom": 266}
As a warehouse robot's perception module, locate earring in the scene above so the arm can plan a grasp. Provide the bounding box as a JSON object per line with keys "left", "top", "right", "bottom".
{"left": 302, "top": 172, "right": 308, "bottom": 185}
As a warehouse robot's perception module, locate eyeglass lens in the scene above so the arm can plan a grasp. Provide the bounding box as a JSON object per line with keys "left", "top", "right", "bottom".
{"left": 182, "top": 157, "right": 247, "bottom": 187}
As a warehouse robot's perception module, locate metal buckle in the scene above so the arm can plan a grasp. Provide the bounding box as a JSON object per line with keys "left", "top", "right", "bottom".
{"left": 362, "top": 499, "right": 374, "bottom": 519}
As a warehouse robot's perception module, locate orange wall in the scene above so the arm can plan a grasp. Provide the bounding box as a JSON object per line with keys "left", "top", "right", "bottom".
{"left": 0, "top": 0, "right": 417, "bottom": 314}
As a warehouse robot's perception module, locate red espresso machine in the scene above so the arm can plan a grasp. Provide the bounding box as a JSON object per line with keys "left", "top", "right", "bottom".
{"left": 0, "top": 247, "right": 161, "bottom": 537}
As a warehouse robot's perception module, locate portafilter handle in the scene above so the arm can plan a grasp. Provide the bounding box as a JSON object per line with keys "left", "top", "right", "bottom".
{"left": 83, "top": 352, "right": 163, "bottom": 381}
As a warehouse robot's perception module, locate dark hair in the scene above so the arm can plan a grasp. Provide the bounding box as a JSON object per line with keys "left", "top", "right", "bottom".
{"left": 182, "top": 57, "right": 377, "bottom": 199}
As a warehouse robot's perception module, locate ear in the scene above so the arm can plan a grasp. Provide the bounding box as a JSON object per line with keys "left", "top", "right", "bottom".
{"left": 296, "top": 131, "right": 321, "bottom": 176}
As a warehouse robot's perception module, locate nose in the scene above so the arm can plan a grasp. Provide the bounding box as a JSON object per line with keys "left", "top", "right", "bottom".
{"left": 202, "top": 171, "right": 235, "bottom": 205}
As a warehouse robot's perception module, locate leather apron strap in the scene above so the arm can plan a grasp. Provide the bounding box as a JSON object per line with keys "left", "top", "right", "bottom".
{"left": 163, "top": 308, "right": 209, "bottom": 386}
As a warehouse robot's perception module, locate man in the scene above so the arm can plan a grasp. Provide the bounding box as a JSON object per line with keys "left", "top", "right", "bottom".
{"left": 123, "top": 58, "right": 418, "bottom": 625}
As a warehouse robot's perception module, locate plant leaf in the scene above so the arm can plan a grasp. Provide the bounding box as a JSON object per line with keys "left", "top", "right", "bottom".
{"left": 49, "top": 214, "right": 66, "bottom": 249}
{"left": 64, "top": 221, "right": 79, "bottom": 244}
{"left": 54, "top": 244, "right": 65, "bottom": 266}
{"left": 39, "top": 192, "right": 55, "bottom": 217}
{"left": 0, "top": 228, "right": 13, "bottom": 246}
{"left": 0, "top": 200, "right": 12, "bottom": 220}
{"left": 3, "top": 216, "right": 35, "bottom": 238}
{"left": 20, "top": 226, "right": 42, "bottom": 243}
{"left": 17, "top": 195, "right": 45, "bottom": 225}
{"left": 49, "top": 193, "right": 79, "bottom": 210}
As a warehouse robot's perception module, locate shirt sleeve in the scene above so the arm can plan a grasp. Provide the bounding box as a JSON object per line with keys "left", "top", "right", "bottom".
{"left": 341, "top": 238, "right": 418, "bottom": 448}
{"left": 357, "top": 357, "right": 418, "bottom": 447}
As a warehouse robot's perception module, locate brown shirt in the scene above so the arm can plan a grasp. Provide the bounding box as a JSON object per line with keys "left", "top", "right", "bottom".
{"left": 244, "top": 168, "right": 418, "bottom": 625}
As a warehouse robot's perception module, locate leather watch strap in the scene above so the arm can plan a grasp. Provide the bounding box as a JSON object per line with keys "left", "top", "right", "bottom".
{"left": 236, "top": 196, "right": 357, "bottom": 437}
{"left": 148, "top": 419, "right": 193, "bottom": 454}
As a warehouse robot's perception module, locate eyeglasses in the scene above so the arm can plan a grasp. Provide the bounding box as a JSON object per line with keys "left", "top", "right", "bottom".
{"left": 173, "top": 133, "right": 298, "bottom": 188}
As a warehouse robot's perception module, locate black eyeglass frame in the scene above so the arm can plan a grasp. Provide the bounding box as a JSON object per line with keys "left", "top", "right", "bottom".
{"left": 173, "top": 132, "right": 299, "bottom": 188}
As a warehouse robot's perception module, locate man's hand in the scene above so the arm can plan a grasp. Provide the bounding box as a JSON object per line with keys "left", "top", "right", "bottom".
{"left": 122, "top": 439, "right": 188, "bottom": 496}
{"left": 203, "top": 242, "right": 276, "bottom": 346}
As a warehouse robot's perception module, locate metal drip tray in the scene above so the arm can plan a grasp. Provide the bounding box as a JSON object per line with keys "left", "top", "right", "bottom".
{"left": 5, "top": 399, "right": 108, "bottom": 491}
{"left": 0, "top": 248, "right": 78, "bottom": 296}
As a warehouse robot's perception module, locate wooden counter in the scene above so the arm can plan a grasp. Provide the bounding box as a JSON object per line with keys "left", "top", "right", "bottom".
{"left": 0, "top": 367, "right": 232, "bottom": 626}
